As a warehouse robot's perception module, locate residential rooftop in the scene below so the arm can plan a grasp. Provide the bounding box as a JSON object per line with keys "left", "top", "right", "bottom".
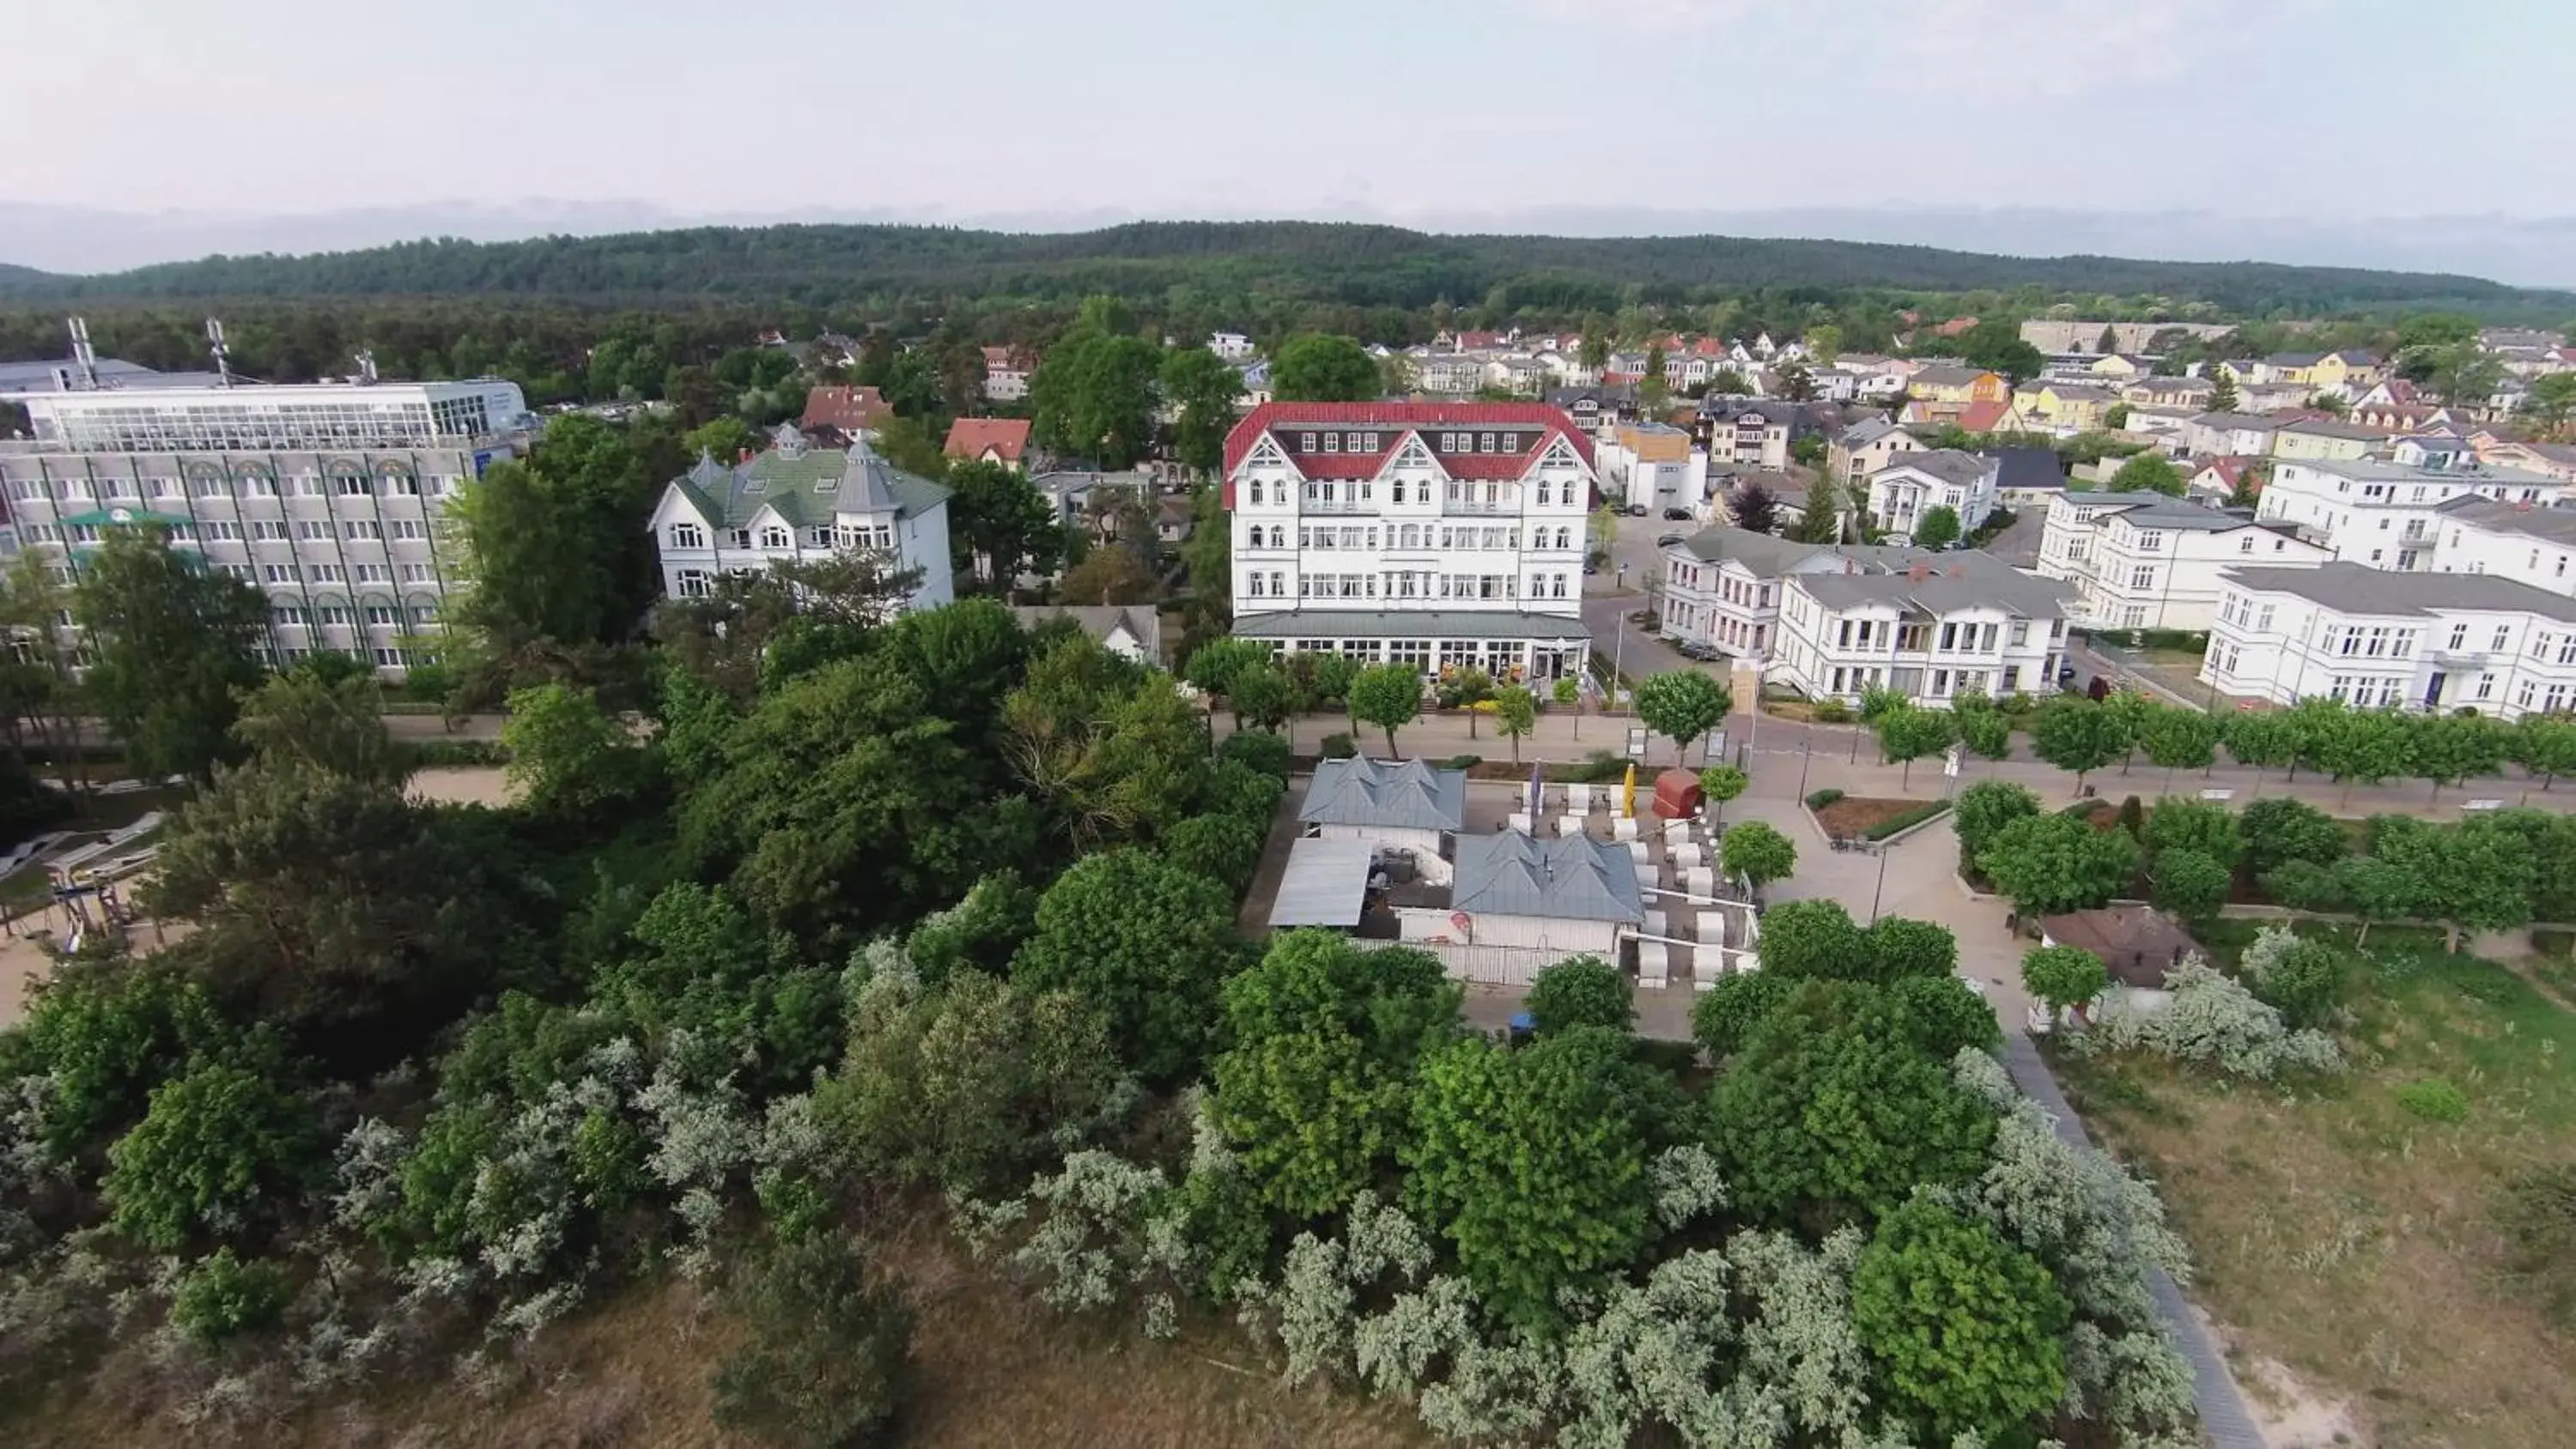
{"left": 2220, "top": 561, "right": 2576, "bottom": 621}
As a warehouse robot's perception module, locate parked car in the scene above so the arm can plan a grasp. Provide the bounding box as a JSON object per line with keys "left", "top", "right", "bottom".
{"left": 1625, "top": 502, "right": 1649, "bottom": 517}
{"left": 1663, "top": 507, "right": 1693, "bottom": 521}
{"left": 1656, "top": 532, "right": 1685, "bottom": 547}
{"left": 1678, "top": 640, "right": 1726, "bottom": 662}
{"left": 2056, "top": 664, "right": 2080, "bottom": 686}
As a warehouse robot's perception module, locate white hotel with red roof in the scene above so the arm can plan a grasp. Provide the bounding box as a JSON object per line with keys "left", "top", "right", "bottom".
{"left": 1222, "top": 403, "right": 1599, "bottom": 682}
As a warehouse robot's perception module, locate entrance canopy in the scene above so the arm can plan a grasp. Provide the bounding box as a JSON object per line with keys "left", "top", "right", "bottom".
{"left": 1269, "top": 838, "right": 1376, "bottom": 930}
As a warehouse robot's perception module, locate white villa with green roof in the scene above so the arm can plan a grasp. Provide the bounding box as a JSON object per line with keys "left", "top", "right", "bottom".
{"left": 649, "top": 426, "right": 955, "bottom": 612}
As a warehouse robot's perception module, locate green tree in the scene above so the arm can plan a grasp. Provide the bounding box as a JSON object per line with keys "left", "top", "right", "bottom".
{"left": 1303, "top": 652, "right": 1362, "bottom": 731}
{"left": 1270, "top": 334, "right": 1381, "bottom": 402}
{"left": 73, "top": 524, "right": 267, "bottom": 782}
{"left": 1012, "top": 848, "right": 1239, "bottom": 1082}
{"left": 1221, "top": 662, "right": 1293, "bottom": 734}
{"left": 1785, "top": 482, "right": 1844, "bottom": 543}
{"left": 1183, "top": 635, "right": 1273, "bottom": 731}
{"left": 1951, "top": 780, "right": 2040, "bottom": 861}
{"left": 2107, "top": 453, "right": 2185, "bottom": 496}
{"left": 1405, "top": 1028, "right": 1662, "bottom": 1329}
{"left": 1754, "top": 898, "right": 1870, "bottom": 978}
{"left": 2410, "top": 712, "right": 2507, "bottom": 800}
{"left": 1481, "top": 682, "right": 1534, "bottom": 762}
{"left": 1720, "top": 820, "right": 1798, "bottom": 888}
{"left": 1852, "top": 1198, "right": 2071, "bottom": 1444}
{"left": 1978, "top": 813, "right": 2141, "bottom": 915}
{"left": 1911, "top": 505, "right": 1961, "bottom": 549}
{"left": 711, "top": 1234, "right": 913, "bottom": 1449}
{"left": 1158, "top": 347, "right": 1244, "bottom": 474}
{"left": 1873, "top": 706, "right": 1953, "bottom": 789}
{"left": 2136, "top": 705, "right": 2221, "bottom": 787}
{"left": 1957, "top": 320, "right": 2047, "bottom": 385}
{"left": 2240, "top": 797, "right": 2347, "bottom": 875}
{"left": 1347, "top": 663, "right": 1423, "bottom": 756}
{"left": 2332, "top": 854, "right": 2430, "bottom": 943}
{"left": 2395, "top": 312, "right": 2480, "bottom": 351}
{"left": 2523, "top": 371, "right": 2576, "bottom": 429}
{"left": 2031, "top": 698, "right": 2125, "bottom": 789}
{"left": 230, "top": 671, "right": 406, "bottom": 785}
{"left": 2143, "top": 797, "right": 2243, "bottom": 868}
{"left": 105, "top": 1060, "right": 322, "bottom": 1252}
{"left": 1956, "top": 704, "right": 2013, "bottom": 764}
{"left": 2208, "top": 367, "right": 2240, "bottom": 412}
{"left": 1030, "top": 328, "right": 1163, "bottom": 468}
{"left": 170, "top": 1248, "right": 295, "bottom": 1349}
{"left": 1697, "top": 764, "right": 1748, "bottom": 825}
{"left": 1639, "top": 345, "right": 1669, "bottom": 411}
{"left": 2222, "top": 707, "right": 2302, "bottom": 781}
{"left": 1524, "top": 955, "right": 1633, "bottom": 1036}
{"left": 1690, "top": 971, "right": 1796, "bottom": 1059}
{"left": 1634, "top": 669, "right": 1733, "bottom": 764}
{"left": 2425, "top": 343, "right": 2505, "bottom": 407}
{"left": 2020, "top": 945, "right": 2109, "bottom": 1017}
{"left": 2374, "top": 815, "right": 2537, "bottom": 938}
{"left": 1866, "top": 916, "right": 1959, "bottom": 982}
{"left": 2311, "top": 706, "right": 2415, "bottom": 807}
{"left": 945, "top": 459, "right": 1062, "bottom": 589}
{"left": 2150, "top": 847, "right": 2231, "bottom": 925}
{"left": 2516, "top": 714, "right": 2576, "bottom": 788}
{"left": 450, "top": 415, "right": 668, "bottom": 665}
{"left": 502, "top": 682, "right": 649, "bottom": 815}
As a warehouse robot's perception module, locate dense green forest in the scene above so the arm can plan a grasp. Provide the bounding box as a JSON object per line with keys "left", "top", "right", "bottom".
{"left": 5, "top": 221, "right": 2569, "bottom": 321}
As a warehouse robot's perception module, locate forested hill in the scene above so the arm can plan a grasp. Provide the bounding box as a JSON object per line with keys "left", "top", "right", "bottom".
{"left": 3, "top": 220, "right": 2567, "bottom": 319}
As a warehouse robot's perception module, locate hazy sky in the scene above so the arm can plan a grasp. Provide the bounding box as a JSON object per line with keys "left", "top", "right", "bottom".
{"left": 9, "top": 0, "right": 2571, "bottom": 222}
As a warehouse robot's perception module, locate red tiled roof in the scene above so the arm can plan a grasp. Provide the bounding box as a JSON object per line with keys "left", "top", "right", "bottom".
{"left": 1935, "top": 316, "right": 1979, "bottom": 336}
{"left": 945, "top": 416, "right": 1032, "bottom": 461}
{"left": 1220, "top": 401, "right": 1595, "bottom": 476}
{"left": 1959, "top": 398, "right": 2012, "bottom": 432}
{"left": 801, "top": 385, "right": 890, "bottom": 432}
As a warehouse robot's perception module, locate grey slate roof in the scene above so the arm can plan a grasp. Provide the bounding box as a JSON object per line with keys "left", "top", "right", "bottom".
{"left": 2083, "top": 495, "right": 2252, "bottom": 532}
{"left": 2276, "top": 418, "right": 2389, "bottom": 441}
{"left": 1876, "top": 448, "right": 1992, "bottom": 487}
{"left": 1011, "top": 604, "right": 1164, "bottom": 661}
{"left": 1981, "top": 447, "right": 2066, "bottom": 492}
{"left": 2188, "top": 411, "right": 2281, "bottom": 432}
{"left": 1449, "top": 831, "right": 1643, "bottom": 925}
{"left": 1837, "top": 416, "right": 1908, "bottom": 447}
{"left": 1231, "top": 609, "right": 1591, "bottom": 641}
{"left": 1300, "top": 757, "right": 1468, "bottom": 833}
{"left": 2220, "top": 562, "right": 2576, "bottom": 621}
{"left": 1795, "top": 554, "right": 2078, "bottom": 617}
{"left": 668, "top": 434, "right": 950, "bottom": 529}
{"left": 2433, "top": 498, "right": 2576, "bottom": 547}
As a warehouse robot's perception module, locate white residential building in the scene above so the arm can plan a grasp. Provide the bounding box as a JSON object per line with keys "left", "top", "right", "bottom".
{"left": 1658, "top": 529, "right": 1917, "bottom": 667}
{"left": 0, "top": 377, "right": 532, "bottom": 676}
{"left": 980, "top": 347, "right": 1033, "bottom": 403}
{"left": 650, "top": 427, "right": 955, "bottom": 615}
{"left": 1828, "top": 417, "right": 1922, "bottom": 487}
{"left": 2429, "top": 498, "right": 2576, "bottom": 596}
{"left": 1776, "top": 554, "right": 2076, "bottom": 706}
{"left": 1595, "top": 421, "right": 1706, "bottom": 514}
{"left": 2035, "top": 490, "right": 2332, "bottom": 632}
{"left": 2256, "top": 458, "right": 2568, "bottom": 572}
{"left": 1208, "top": 331, "right": 1255, "bottom": 361}
{"left": 2200, "top": 564, "right": 2576, "bottom": 718}
{"left": 1224, "top": 402, "right": 1598, "bottom": 681}
{"left": 2183, "top": 412, "right": 2280, "bottom": 458}
{"left": 1864, "top": 450, "right": 2000, "bottom": 542}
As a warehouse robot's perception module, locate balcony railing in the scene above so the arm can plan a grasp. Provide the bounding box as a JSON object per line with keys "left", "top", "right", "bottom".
{"left": 1443, "top": 500, "right": 1517, "bottom": 516}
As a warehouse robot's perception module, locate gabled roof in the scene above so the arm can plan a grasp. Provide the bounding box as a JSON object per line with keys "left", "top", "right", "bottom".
{"left": 1875, "top": 448, "right": 1992, "bottom": 488}
{"left": 1981, "top": 447, "right": 2067, "bottom": 492}
{"left": 663, "top": 438, "right": 949, "bottom": 530}
{"left": 2190, "top": 411, "right": 2281, "bottom": 431}
{"left": 1910, "top": 364, "right": 1996, "bottom": 388}
{"left": 1299, "top": 756, "right": 1468, "bottom": 834}
{"left": 1958, "top": 399, "right": 2018, "bottom": 433}
{"left": 1450, "top": 831, "right": 1643, "bottom": 925}
{"left": 1221, "top": 401, "right": 1595, "bottom": 476}
{"left": 2433, "top": 498, "right": 2576, "bottom": 548}
{"left": 945, "top": 416, "right": 1033, "bottom": 462}
{"left": 1838, "top": 415, "right": 1911, "bottom": 447}
{"left": 2220, "top": 561, "right": 2576, "bottom": 622}
{"left": 1795, "top": 552, "right": 2075, "bottom": 617}
{"left": 801, "top": 385, "right": 890, "bottom": 433}
{"left": 2276, "top": 417, "right": 2389, "bottom": 441}
{"left": 1011, "top": 604, "right": 1164, "bottom": 661}
{"left": 2039, "top": 906, "right": 2202, "bottom": 990}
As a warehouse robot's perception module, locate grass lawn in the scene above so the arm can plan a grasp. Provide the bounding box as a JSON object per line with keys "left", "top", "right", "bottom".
{"left": 2054, "top": 924, "right": 2576, "bottom": 1448}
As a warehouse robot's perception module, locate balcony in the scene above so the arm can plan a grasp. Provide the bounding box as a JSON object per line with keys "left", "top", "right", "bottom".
{"left": 1443, "top": 499, "right": 1518, "bottom": 517}
{"left": 1303, "top": 497, "right": 1376, "bottom": 515}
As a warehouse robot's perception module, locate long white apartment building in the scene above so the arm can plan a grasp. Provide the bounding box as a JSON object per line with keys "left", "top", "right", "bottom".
{"left": 2429, "top": 497, "right": 2576, "bottom": 596}
{"left": 2035, "top": 490, "right": 2332, "bottom": 632}
{"left": 2200, "top": 563, "right": 2576, "bottom": 718}
{"left": 1, "top": 378, "right": 532, "bottom": 675}
{"left": 2255, "top": 458, "right": 2567, "bottom": 572}
{"left": 1225, "top": 403, "right": 1597, "bottom": 681}
{"left": 1776, "top": 552, "right": 2076, "bottom": 706}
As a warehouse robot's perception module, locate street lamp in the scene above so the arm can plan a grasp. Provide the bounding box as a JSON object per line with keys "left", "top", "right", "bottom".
{"left": 1868, "top": 842, "right": 1891, "bottom": 924}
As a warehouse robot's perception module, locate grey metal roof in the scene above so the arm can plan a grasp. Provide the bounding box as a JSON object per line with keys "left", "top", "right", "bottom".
{"left": 1874, "top": 448, "right": 1991, "bottom": 488}
{"left": 2189, "top": 412, "right": 2281, "bottom": 431}
{"left": 2433, "top": 499, "right": 2576, "bottom": 547}
{"left": 1677, "top": 525, "right": 1828, "bottom": 571}
{"left": 667, "top": 434, "right": 949, "bottom": 529}
{"left": 1450, "top": 831, "right": 1643, "bottom": 925}
{"left": 1981, "top": 447, "right": 2066, "bottom": 492}
{"left": 1795, "top": 554, "right": 2077, "bottom": 617}
{"left": 1837, "top": 415, "right": 1908, "bottom": 447}
{"left": 2286, "top": 457, "right": 2561, "bottom": 487}
{"left": 2276, "top": 418, "right": 2388, "bottom": 441}
{"left": 1299, "top": 756, "right": 1469, "bottom": 833}
{"left": 1268, "top": 838, "right": 1376, "bottom": 929}
{"left": 1010, "top": 604, "right": 1164, "bottom": 660}
{"left": 2220, "top": 562, "right": 2576, "bottom": 621}
{"left": 1232, "top": 609, "right": 1591, "bottom": 641}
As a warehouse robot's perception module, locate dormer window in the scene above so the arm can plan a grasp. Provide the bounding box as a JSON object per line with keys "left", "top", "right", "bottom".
{"left": 759, "top": 526, "right": 790, "bottom": 549}
{"left": 1323, "top": 433, "right": 1340, "bottom": 452}
{"left": 1301, "top": 433, "right": 1317, "bottom": 450}
{"left": 669, "top": 523, "right": 705, "bottom": 549}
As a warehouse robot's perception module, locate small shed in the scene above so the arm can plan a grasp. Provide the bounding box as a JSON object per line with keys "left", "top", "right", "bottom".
{"left": 1650, "top": 767, "right": 1704, "bottom": 821}
{"left": 2037, "top": 905, "right": 2203, "bottom": 1011}
{"left": 1400, "top": 830, "right": 1644, "bottom": 964}
{"left": 1267, "top": 839, "right": 1376, "bottom": 931}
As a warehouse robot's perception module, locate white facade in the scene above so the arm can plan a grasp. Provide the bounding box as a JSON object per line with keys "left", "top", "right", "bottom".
{"left": 1225, "top": 403, "right": 1597, "bottom": 679}
{"left": 2256, "top": 458, "right": 2567, "bottom": 572}
{"left": 651, "top": 435, "right": 955, "bottom": 616}
{"left": 2430, "top": 499, "right": 2576, "bottom": 597}
{"left": 980, "top": 348, "right": 1031, "bottom": 402}
{"left": 2183, "top": 414, "right": 2278, "bottom": 458}
{"left": 1, "top": 379, "right": 530, "bottom": 677}
{"left": 1774, "top": 556, "right": 2075, "bottom": 706}
{"left": 1864, "top": 451, "right": 1999, "bottom": 542}
{"left": 1208, "top": 331, "right": 1255, "bottom": 361}
{"left": 2200, "top": 564, "right": 2576, "bottom": 718}
{"left": 2036, "top": 491, "right": 2333, "bottom": 632}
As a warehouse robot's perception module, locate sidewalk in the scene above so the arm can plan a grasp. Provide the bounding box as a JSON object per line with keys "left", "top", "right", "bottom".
{"left": 1219, "top": 706, "right": 2571, "bottom": 821}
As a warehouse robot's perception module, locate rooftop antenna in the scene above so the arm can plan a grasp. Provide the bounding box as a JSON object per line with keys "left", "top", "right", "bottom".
{"left": 204, "top": 318, "right": 234, "bottom": 388}
{"left": 354, "top": 349, "right": 379, "bottom": 385}
{"left": 65, "top": 317, "right": 98, "bottom": 390}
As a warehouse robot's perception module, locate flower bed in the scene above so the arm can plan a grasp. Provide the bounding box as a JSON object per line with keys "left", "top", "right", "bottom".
{"left": 1812, "top": 795, "right": 1941, "bottom": 840}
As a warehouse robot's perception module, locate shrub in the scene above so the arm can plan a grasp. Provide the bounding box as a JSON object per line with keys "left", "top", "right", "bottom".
{"left": 1690, "top": 972, "right": 1796, "bottom": 1058}
{"left": 2497, "top": 1162, "right": 2576, "bottom": 1323}
{"left": 712, "top": 1234, "right": 913, "bottom": 1448}
{"left": 2260, "top": 859, "right": 2347, "bottom": 912}
{"left": 2241, "top": 927, "right": 2346, "bottom": 1028}
{"left": 2111, "top": 795, "right": 2146, "bottom": 840}
{"left": 1813, "top": 698, "right": 1853, "bottom": 724}
{"left": 1864, "top": 801, "right": 1952, "bottom": 841}
{"left": 1805, "top": 787, "right": 1845, "bottom": 809}
{"left": 169, "top": 1249, "right": 293, "bottom": 1349}
{"left": 1438, "top": 755, "right": 1484, "bottom": 772}
{"left": 2396, "top": 1079, "right": 2470, "bottom": 1124}
{"left": 1218, "top": 731, "right": 1293, "bottom": 781}
{"left": 1320, "top": 731, "right": 1358, "bottom": 759}
{"left": 2148, "top": 848, "right": 2230, "bottom": 925}
{"left": 2241, "top": 797, "right": 2348, "bottom": 874}
{"left": 1552, "top": 677, "right": 1578, "bottom": 706}
{"left": 2072, "top": 959, "right": 2343, "bottom": 1080}
{"left": 1578, "top": 750, "right": 1631, "bottom": 783}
